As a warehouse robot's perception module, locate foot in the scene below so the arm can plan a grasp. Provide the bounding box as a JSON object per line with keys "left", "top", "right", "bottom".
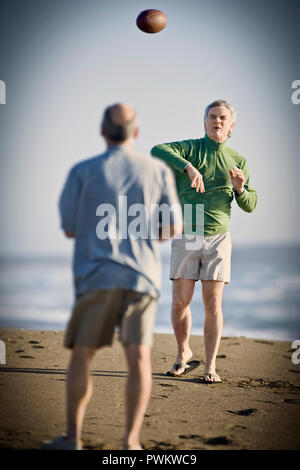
{"left": 168, "top": 348, "right": 193, "bottom": 376}
{"left": 40, "top": 434, "right": 83, "bottom": 450}
{"left": 123, "top": 444, "right": 143, "bottom": 450}
{"left": 203, "top": 371, "right": 222, "bottom": 383}
{"left": 122, "top": 439, "right": 143, "bottom": 450}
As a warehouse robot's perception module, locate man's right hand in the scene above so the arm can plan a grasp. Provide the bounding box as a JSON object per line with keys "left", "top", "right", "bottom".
{"left": 65, "top": 231, "right": 75, "bottom": 238}
{"left": 184, "top": 163, "right": 205, "bottom": 193}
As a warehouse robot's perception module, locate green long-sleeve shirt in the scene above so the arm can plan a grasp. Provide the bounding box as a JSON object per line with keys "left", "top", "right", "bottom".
{"left": 151, "top": 134, "right": 257, "bottom": 236}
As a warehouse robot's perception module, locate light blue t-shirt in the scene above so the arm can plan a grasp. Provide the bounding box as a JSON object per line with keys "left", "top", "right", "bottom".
{"left": 59, "top": 146, "right": 181, "bottom": 298}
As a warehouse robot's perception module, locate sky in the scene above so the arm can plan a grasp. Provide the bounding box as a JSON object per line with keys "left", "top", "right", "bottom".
{"left": 0, "top": 0, "right": 299, "bottom": 257}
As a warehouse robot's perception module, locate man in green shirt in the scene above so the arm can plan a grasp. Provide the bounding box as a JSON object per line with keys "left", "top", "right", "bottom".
{"left": 151, "top": 99, "right": 257, "bottom": 383}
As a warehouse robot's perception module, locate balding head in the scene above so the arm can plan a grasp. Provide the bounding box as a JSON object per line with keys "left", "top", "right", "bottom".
{"left": 101, "top": 103, "right": 138, "bottom": 145}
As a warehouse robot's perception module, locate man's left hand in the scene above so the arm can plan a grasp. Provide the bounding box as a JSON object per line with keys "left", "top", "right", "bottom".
{"left": 65, "top": 231, "right": 75, "bottom": 238}
{"left": 229, "top": 167, "right": 245, "bottom": 195}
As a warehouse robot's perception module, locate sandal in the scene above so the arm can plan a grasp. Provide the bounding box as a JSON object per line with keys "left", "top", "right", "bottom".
{"left": 166, "top": 360, "right": 200, "bottom": 377}
{"left": 203, "top": 372, "right": 222, "bottom": 383}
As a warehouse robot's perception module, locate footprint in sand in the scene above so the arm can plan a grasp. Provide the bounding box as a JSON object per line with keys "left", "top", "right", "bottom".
{"left": 159, "top": 383, "right": 178, "bottom": 392}
{"left": 227, "top": 408, "right": 257, "bottom": 416}
{"left": 204, "top": 436, "right": 233, "bottom": 445}
{"left": 254, "top": 340, "right": 274, "bottom": 345}
{"left": 26, "top": 340, "right": 45, "bottom": 349}
{"left": 289, "top": 369, "right": 300, "bottom": 374}
{"left": 179, "top": 434, "right": 237, "bottom": 447}
{"left": 283, "top": 398, "right": 300, "bottom": 405}
{"left": 149, "top": 440, "right": 173, "bottom": 449}
{"left": 237, "top": 378, "right": 299, "bottom": 391}
{"left": 228, "top": 425, "right": 247, "bottom": 430}
{"left": 256, "top": 399, "right": 279, "bottom": 405}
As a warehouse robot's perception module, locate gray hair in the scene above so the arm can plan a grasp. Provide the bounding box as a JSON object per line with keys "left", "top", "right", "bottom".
{"left": 204, "top": 99, "right": 236, "bottom": 137}
{"left": 101, "top": 106, "right": 138, "bottom": 143}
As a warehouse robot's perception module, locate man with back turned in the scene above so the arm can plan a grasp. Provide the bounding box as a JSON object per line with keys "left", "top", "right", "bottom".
{"left": 41, "top": 103, "right": 181, "bottom": 450}
{"left": 151, "top": 99, "right": 257, "bottom": 383}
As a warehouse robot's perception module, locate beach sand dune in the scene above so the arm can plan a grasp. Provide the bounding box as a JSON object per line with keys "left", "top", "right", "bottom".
{"left": 0, "top": 329, "right": 299, "bottom": 450}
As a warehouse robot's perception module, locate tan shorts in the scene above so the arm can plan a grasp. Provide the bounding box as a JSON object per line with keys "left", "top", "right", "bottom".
{"left": 64, "top": 289, "right": 157, "bottom": 349}
{"left": 170, "top": 232, "right": 232, "bottom": 284}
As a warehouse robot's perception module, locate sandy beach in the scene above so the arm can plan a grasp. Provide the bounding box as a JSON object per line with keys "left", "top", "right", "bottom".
{"left": 0, "top": 329, "right": 299, "bottom": 450}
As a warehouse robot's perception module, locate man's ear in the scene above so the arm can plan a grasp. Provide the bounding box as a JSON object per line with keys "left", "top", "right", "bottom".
{"left": 133, "top": 126, "right": 139, "bottom": 139}
{"left": 227, "top": 120, "right": 235, "bottom": 137}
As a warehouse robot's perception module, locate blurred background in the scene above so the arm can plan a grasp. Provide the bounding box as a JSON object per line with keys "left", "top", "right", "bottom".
{"left": 0, "top": 0, "right": 299, "bottom": 339}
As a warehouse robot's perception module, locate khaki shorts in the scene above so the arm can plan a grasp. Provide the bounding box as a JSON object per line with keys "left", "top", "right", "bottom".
{"left": 64, "top": 289, "right": 157, "bottom": 349}
{"left": 170, "top": 232, "right": 232, "bottom": 284}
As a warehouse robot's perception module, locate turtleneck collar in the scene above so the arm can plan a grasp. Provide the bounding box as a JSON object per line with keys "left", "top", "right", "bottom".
{"left": 204, "top": 133, "right": 227, "bottom": 151}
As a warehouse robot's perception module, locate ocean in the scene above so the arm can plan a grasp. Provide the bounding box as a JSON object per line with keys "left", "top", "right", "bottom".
{"left": 0, "top": 244, "right": 299, "bottom": 341}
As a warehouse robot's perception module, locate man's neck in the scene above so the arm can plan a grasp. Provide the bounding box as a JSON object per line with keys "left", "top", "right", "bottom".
{"left": 105, "top": 138, "right": 133, "bottom": 149}
{"left": 204, "top": 133, "right": 227, "bottom": 150}
{"left": 207, "top": 135, "right": 227, "bottom": 144}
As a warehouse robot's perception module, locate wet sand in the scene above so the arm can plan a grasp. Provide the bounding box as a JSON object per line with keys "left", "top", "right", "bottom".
{"left": 0, "top": 329, "right": 299, "bottom": 450}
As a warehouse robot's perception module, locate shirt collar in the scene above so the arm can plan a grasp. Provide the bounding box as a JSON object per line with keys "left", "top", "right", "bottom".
{"left": 204, "top": 133, "right": 227, "bottom": 151}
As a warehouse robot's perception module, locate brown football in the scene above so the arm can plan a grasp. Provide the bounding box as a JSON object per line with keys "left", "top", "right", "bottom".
{"left": 136, "top": 9, "right": 167, "bottom": 34}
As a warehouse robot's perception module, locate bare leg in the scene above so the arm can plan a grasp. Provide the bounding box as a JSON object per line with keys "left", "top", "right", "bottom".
{"left": 66, "top": 345, "right": 96, "bottom": 441}
{"left": 169, "top": 278, "right": 196, "bottom": 375}
{"left": 123, "top": 344, "right": 152, "bottom": 450}
{"left": 202, "top": 280, "right": 224, "bottom": 381}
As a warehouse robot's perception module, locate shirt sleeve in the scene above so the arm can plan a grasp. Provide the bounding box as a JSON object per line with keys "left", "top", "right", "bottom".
{"left": 159, "top": 165, "right": 183, "bottom": 228}
{"left": 58, "top": 166, "right": 82, "bottom": 233}
{"left": 234, "top": 159, "right": 257, "bottom": 213}
{"left": 151, "top": 141, "right": 190, "bottom": 173}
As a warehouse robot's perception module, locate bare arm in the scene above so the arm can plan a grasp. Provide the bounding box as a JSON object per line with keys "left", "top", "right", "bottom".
{"left": 158, "top": 223, "right": 183, "bottom": 242}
